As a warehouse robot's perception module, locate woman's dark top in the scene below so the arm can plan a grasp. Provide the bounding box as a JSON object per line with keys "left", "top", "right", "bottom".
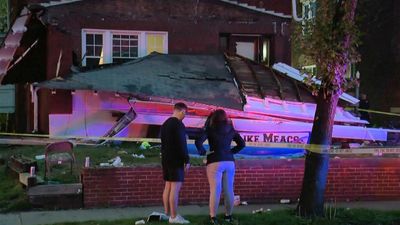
{"left": 195, "top": 123, "right": 245, "bottom": 165}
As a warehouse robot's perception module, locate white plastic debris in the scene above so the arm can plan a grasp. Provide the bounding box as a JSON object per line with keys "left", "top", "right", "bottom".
{"left": 240, "top": 201, "right": 248, "bottom": 205}
{"left": 135, "top": 219, "right": 146, "bottom": 225}
{"left": 252, "top": 208, "right": 264, "bottom": 214}
{"left": 132, "top": 153, "right": 145, "bottom": 159}
{"left": 99, "top": 163, "right": 110, "bottom": 167}
{"left": 280, "top": 199, "right": 291, "bottom": 204}
{"left": 35, "top": 155, "right": 45, "bottom": 160}
{"left": 234, "top": 195, "right": 241, "bottom": 206}
{"left": 107, "top": 156, "right": 123, "bottom": 167}
{"left": 112, "top": 156, "right": 122, "bottom": 166}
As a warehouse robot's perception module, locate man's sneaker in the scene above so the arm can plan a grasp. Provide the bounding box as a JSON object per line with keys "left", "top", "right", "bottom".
{"left": 224, "top": 215, "right": 232, "bottom": 222}
{"left": 209, "top": 216, "right": 219, "bottom": 225}
{"left": 224, "top": 215, "right": 238, "bottom": 225}
{"left": 169, "top": 214, "right": 190, "bottom": 224}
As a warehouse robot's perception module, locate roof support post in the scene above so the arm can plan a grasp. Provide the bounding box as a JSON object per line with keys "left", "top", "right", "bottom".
{"left": 30, "top": 83, "right": 39, "bottom": 133}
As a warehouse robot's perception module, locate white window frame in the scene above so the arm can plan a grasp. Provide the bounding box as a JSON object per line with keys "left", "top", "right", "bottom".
{"left": 111, "top": 31, "right": 141, "bottom": 62}
{"left": 82, "top": 31, "right": 105, "bottom": 66}
{"left": 302, "top": 64, "right": 317, "bottom": 76}
{"left": 81, "top": 29, "right": 168, "bottom": 66}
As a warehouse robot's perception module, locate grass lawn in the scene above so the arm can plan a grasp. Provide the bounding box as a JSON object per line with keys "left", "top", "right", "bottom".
{"left": 0, "top": 142, "right": 203, "bottom": 212}
{"left": 44, "top": 209, "right": 400, "bottom": 225}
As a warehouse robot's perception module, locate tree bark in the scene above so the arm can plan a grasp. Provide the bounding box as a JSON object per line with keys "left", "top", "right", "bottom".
{"left": 296, "top": 0, "right": 358, "bottom": 217}
{"left": 297, "top": 88, "right": 340, "bottom": 217}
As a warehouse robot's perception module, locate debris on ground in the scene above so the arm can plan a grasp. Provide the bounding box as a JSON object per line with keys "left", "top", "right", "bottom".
{"left": 35, "top": 155, "right": 45, "bottom": 160}
{"left": 280, "top": 199, "right": 291, "bottom": 204}
{"left": 234, "top": 195, "right": 241, "bottom": 206}
{"left": 147, "top": 212, "right": 169, "bottom": 222}
{"left": 132, "top": 153, "right": 145, "bottom": 159}
{"left": 252, "top": 208, "right": 264, "bottom": 214}
{"left": 139, "top": 141, "right": 151, "bottom": 150}
{"left": 100, "top": 156, "right": 124, "bottom": 167}
{"left": 135, "top": 219, "right": 145, "bottom": 225}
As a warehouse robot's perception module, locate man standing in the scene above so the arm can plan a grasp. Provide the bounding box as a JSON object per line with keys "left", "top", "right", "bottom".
{"left": 359, "top": 93, "right": 371, "bottom": 124}
{"left": 161, "top": 102, "right": 190, "bottom": 224}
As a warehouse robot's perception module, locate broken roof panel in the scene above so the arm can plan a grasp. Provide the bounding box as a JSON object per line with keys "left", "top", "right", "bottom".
{"left": 0, "top": 8, "right": 30, "bottom": 84}
{"left": 273, "top": 62, "right": 360, "bottom": 105}
{"left": 37, "top": 53, "right": 244, "bottom": 110}
{"left": 225, "top": 54, "right": 316, "bottom": 103}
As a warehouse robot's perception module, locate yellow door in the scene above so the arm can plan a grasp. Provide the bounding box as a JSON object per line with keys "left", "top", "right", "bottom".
{"left": 146, "top": 34, "right": 165, "bottom": 55}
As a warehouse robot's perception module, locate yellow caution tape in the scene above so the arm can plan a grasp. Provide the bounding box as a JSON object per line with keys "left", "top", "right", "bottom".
{"left": 0, "top": 132, "right": 399, "bottom": 155}
{"left": 345, "top": 108, "right": 400, "bottom": 117}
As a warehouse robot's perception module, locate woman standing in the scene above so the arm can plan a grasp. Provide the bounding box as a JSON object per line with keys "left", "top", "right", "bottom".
{"left": 195, "top": 109, "right": 245, "bottom": 225}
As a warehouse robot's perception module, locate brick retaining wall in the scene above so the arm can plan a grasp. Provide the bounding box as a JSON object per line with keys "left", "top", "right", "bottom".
{"left": 82, "top": 158, "right": 400, "bottom": 208}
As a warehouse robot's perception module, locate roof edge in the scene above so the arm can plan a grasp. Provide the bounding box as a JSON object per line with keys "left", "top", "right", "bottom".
{"left": 40, "top": 0, "right": 82, "bottom": 8}
{"left": 219, "top": 0, "right": 292, "bottom": 19}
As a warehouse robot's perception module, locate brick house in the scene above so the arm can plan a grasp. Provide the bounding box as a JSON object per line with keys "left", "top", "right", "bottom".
{"left": 0, "top": 0, "right": 388, "bottom": 143}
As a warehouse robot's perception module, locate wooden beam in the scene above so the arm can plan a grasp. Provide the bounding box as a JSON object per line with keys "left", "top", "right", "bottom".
{"left": 241, "top": 57, "right": 266, "bottom": 99}
{"left": 270, "top": 68, "right": 285, "bottom": 100}
{"left": 293, "top": 80, "right": 303, "bottom": 102}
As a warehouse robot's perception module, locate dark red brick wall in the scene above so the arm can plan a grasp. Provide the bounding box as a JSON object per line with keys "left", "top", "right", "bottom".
{"left": 43, "top": 0, "right": 291, "bottom": 62}
{"left": 31, "top": 0, "right": 292, "bottom": 133}
{"left": 82, "top": 158, "right": 400, "bottom": 208}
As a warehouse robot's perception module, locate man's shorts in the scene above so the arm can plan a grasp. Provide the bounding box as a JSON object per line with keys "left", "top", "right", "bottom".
{"left": 162, "top": 165, "right": 184, "bottom": 182}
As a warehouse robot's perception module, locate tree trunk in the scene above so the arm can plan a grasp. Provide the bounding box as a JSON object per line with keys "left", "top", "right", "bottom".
{"left": 297, "top": 88, "right": 340, "bottom": 217}
{"left": 296, "top": 0, "right": 358, "bottom": 217}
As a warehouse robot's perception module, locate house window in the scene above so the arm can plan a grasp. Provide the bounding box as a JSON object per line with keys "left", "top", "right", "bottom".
{"left": 112, "top": 34, "right": 139, "bottom": 63}
{"left": 302, "top": 0, "right": 317, "bottom": 20}
{"left": 146, "top": 34, "right": 165, "bottom": 55}
{"left": 82, "top": 29, "right": 168, "bottom": 67}
{"left": 85, "top": 33, "right": 104, "bottom": 67}
{"left": 302, "top": 64, "right": 317, "bottom": 77}
{"left": 345, "top": 63, "right": 356, "bottom": 79}
{"left": 301, "top": 0, "right": 317, "bottom": 34}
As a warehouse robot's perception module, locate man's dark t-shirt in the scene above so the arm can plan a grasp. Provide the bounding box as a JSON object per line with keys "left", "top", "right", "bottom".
{"left": 161, "top": 117, "right": 189, "bottom": 168}
{"left": 359, "top": 99, "right": 370, "bottom": 122}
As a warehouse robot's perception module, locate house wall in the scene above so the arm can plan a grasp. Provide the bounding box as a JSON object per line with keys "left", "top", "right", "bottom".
{"left": 12, "top": 0, "right": 292, "bottom": 133}
{"left": 82, "top": 158, "right": 400, "bottom": 208}
{"left": 43, "top": 0, "right": 291, "bottom": 59}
